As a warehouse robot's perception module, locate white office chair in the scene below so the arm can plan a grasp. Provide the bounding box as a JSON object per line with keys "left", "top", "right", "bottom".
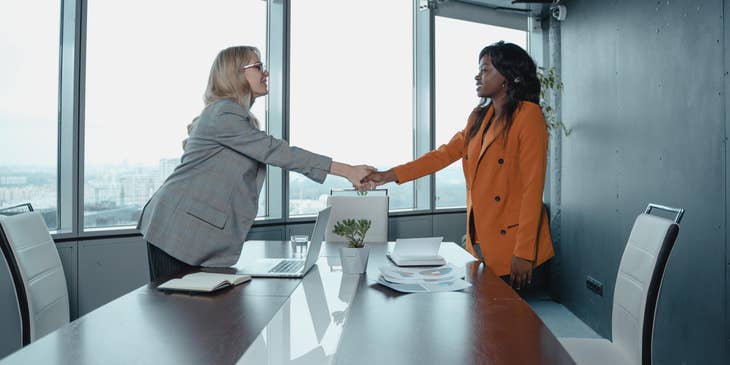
{"left": 560, "top": 204, "right": 683, "bottom": 365}
{"left": 0, "top": 210, "right": 69, "bottom": 345}
{"left": 324, "top": 192, "right": 388, "bottom": 243}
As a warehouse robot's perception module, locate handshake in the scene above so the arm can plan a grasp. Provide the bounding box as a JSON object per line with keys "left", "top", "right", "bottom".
{"left": 342, "top": 165, "right": 398, "bottom": 192}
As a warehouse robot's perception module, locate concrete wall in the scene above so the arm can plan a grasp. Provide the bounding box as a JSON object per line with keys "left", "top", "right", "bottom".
{"left": 557, "top": 0, "right": 727, "bottom": 363}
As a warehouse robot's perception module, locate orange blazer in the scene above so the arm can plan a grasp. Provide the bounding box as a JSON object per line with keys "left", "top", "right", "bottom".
{"left": 393, "top": 101, "right": 554, "bottom": 276}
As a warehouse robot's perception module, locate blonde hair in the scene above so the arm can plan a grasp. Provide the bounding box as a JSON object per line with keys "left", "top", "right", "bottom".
{"left": 204, "top": 46, "right": 261, "bottom": 129}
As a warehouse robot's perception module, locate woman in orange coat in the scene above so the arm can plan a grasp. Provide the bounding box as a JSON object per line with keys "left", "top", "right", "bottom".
{"left": 363, "top": 41, "right": 553, "bottom": 290}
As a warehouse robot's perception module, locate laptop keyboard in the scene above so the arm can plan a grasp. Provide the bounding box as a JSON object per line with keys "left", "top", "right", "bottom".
{"left": 269, "top": 260, "right": 305, "bottom": 273}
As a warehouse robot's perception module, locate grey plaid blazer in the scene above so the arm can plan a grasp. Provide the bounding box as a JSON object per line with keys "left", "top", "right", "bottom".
{"left": 138, "top": 99, "right": 332, "bottom": 267}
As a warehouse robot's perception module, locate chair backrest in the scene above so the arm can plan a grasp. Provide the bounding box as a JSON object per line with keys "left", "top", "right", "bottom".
{"left": 0, "top": 212, "right": 69, "bottom": 345}
{"left": 611, "top": 204, "right": 682, "bottom": 365}
{"left": 0, "top": 203, "right": 34, "bottom": 216}
{"left": 324, "top": 195, "right": 389, "bottom": 243}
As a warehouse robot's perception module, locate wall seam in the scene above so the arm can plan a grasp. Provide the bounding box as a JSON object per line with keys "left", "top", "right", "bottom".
{"left": 720, "top": 0, "right": 730, "bottom": 362}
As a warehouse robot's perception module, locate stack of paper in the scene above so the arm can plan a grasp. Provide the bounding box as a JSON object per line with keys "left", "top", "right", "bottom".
{"left": 377, "top": 263, "right": 471, "bottom": 293}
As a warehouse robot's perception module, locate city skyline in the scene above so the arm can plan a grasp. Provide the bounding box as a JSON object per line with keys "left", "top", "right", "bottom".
{"left": 0, "top": 158, "right": 468, "bottom": 229}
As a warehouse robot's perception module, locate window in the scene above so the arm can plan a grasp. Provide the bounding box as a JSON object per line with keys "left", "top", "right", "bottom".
{"left": 83, "top": 0, "right": 267, "bottom": 228}
{"left": 434, "top": 17, "right": 526, "bottom": 208}
{"left": 0, "top": 1, "right": 61, "bottom": 229}
{"left": 288, "top": 0, "right": 414, "bottom": 216}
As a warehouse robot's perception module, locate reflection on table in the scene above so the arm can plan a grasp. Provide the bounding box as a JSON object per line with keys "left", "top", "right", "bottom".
{"left": 0, "top": 241, "right": 573, "bottom": 365}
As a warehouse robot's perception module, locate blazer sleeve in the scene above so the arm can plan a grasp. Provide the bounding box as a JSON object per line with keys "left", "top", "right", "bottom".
{"left": 512, "top": 104, "right": 549, "bottom": 261}
{"left": 392, "top": 129, "right": 466, "bottom": 184}
{"left": 196, "top": 101, "right": 332, "bottom": 184}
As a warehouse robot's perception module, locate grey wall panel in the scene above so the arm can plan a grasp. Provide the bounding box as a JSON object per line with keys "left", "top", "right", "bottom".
{"left": 388, "top": 215, "right": 433, "bottom": 241}
{"left": 78, "top": 237, "right": 149, "bottom": 316}
{"left": 286, "top": 223, "right": 315, "bottom": 239}
{"left": 725, "top": 0, "right": 730, "bottom": 352}
{"left": 432, "top": 212, "right": 467, "bottom": 246}
{"left": 0, "top": 248, "right": 21, "bottom": 359}
{"left": 55, "top": 242, "right": 78, "bottom": 320}
{"left": 559, "top": 0, "right": 726, "bottom": 363}
{"left": 246, "top": 226, "right": 285, "bottom": 241}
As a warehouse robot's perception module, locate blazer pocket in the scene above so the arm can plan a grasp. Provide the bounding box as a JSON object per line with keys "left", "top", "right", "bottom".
{"left": 506, "top": 223, "right": 519, "bottom": 229}
{"left": 186, "top": 201, "right": 228, "bottom": 230}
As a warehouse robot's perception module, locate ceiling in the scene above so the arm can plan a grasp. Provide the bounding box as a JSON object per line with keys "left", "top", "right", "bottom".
{"left": 450, "top": 0, "right": 553, "bottom": 17}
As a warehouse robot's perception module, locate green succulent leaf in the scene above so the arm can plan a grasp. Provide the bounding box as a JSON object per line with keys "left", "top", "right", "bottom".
{"left": 332, "top": 218, "right": 372, "bottom": 248}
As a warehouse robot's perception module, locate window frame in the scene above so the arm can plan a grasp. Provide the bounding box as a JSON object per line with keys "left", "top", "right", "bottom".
{"left": 430, "top": 1, "right": 531, "bottom": 212}
{"left": 43, "top": 0, "right": 539, "bottom": 239}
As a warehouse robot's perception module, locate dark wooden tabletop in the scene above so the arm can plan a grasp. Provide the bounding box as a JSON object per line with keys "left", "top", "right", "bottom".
{"left": 329, "top": 242, "right": 575, "bottom": 365}
{"left": 0, "top": 241, "right": 574, "bottom": 365}
{"left": 334, "top": 262, "right": 575, "bottom": 365}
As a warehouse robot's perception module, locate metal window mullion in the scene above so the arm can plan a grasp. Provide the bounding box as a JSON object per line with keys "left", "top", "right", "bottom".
{"left": 414, "top": 0, "right": 433, "bottom": 212}
{"left": 58, "top": 0, "right": 83, "bottom": 234}
{"left": 75, "top": 0, "right": 88, "bottom": 233}
{"left": 267, "top": 0, "right": 288, "bottom": 221}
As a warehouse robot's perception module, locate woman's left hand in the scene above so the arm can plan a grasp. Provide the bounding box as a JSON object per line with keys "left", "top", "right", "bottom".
{"left": 509, "top": 256, "right": 533, "bottom": 290}
{"left": 348, "top": 165, "right": 377, "bottom": 191}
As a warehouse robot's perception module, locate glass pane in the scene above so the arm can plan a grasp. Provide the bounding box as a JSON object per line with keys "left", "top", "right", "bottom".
{"left": 289, "top": 0, "right": 414, "bottom": 216}
{"left": 434, "top": 17, "right": 526, "bottom": 208}
{"left": 0, "top": 1, "right": 61, "bottom": 229}
{"left": 84, "top": 1, "right": 267, "bottom": 228}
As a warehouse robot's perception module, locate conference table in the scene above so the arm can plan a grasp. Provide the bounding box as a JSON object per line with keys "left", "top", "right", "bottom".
{"left": 0, "top": 241, "right": 575, "bottom": 365}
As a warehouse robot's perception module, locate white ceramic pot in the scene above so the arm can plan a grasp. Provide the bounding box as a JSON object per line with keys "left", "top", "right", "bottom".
{"left": 339, "top": 246, "right": 370, "bottom": 274}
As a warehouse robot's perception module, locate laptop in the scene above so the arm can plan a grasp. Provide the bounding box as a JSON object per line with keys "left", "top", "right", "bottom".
{"left": 236, "top": 207, "right": 331, "bottom": 278}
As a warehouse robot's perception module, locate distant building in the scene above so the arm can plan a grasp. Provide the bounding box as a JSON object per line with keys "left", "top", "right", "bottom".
{"left": 0, "top": 176, "right": 27, "bottom": 185}
{"left": 118, "top": 174, "right": 157, "bottom": 207}
{"left": 159, "top": 158, "right": 179, "bottom": 183}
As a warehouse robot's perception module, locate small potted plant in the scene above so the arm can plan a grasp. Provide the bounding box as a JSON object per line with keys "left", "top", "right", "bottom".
{"left": 333, "top": 218, "right": 372, "bottom": 274}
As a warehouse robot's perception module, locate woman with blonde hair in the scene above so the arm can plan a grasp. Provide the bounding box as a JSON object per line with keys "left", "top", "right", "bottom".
{"left": 139, "top": 46, "right": 373, "bottom": 280}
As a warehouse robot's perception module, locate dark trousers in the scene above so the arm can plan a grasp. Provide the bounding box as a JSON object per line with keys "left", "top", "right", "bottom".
{"left": 146, "top": 242, "right": 194, "bottom": 282}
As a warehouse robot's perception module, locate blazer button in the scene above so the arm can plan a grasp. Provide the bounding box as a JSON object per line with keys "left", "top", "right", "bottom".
{"left": 500, "top": 229, "right": 506, "bottom": 235}
{"left": 494, "top": 195, "right": 501, "bottom": 202}
{"left": 498, "top": 158, "right": 504, "bottom": 164}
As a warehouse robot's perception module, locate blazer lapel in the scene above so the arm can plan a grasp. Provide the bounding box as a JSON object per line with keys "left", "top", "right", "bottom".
{"left": 470, "top": 108, "right": 503, "bottom": 187}
{"left": 477, "top": 111, "right": 502, "bottom": 162}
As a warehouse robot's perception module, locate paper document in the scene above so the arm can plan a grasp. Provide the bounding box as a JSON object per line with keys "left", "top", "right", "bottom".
{"left": 377, "top": 276, "right": 472, "bottom": 293}
{"left": 377, "top": 263, "right": 471, "bottom": 293}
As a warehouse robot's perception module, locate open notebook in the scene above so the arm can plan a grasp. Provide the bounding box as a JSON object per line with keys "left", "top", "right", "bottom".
{"left": 157, "top": 272, "right": 251, "bottom": 293}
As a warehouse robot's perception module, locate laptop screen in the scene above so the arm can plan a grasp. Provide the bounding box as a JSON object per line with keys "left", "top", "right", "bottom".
{"left": 302, "top": 207, "right": 331, "bottom": 268}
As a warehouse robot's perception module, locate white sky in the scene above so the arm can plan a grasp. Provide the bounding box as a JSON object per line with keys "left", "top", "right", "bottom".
{"left": 0, "top": 0, "right": 61, "bottom": 167}
{"left": 289, "top": 0, "right": 413, "bottom": 168}
{"left": 0, "top": 0, "right": 528, "bottom": 169}
{"left": 433, "top": 16, "right": 527, "bottom": 205}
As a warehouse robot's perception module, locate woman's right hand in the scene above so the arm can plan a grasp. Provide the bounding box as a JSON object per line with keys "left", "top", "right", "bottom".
{"left": 347, "top": 165, "right": 377, "bottom": 191}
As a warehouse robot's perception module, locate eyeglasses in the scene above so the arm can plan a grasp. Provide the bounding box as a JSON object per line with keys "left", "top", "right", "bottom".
{"left": 241, "top": 62, "right": 265, "bottom": 73}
